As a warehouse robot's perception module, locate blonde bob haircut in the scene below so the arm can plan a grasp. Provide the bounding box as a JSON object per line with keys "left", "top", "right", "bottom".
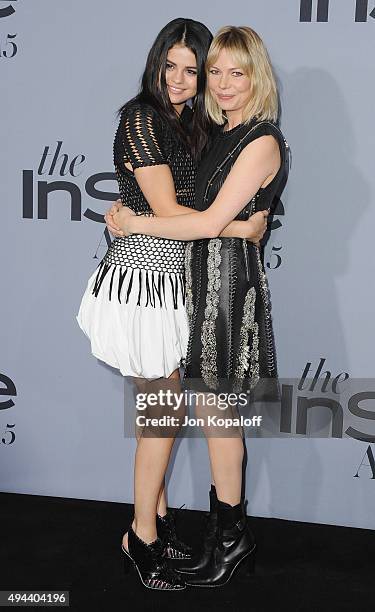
{"left": 205, "top": 26, "right": 279, "bottom": 125}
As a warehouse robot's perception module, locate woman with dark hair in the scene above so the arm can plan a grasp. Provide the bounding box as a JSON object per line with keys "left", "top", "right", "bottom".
{"left": 77, "top": 19, "right": 263, "bottom": 591}
{"left": 112, "top": 25, "right": 290, "bottom": 588}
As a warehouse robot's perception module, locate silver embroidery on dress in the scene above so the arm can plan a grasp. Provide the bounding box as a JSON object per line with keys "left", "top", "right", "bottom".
{"left": 254, "top": 247, "right": 270, "bottom": 312}
{"left": 200, "top": 239, "right": 222, "bottom": 389}
{"left": 233, "top": 286, "right": 260, "bottom": 392}
{"left": 184, "top": 241, "right": 194, "bottom": 322}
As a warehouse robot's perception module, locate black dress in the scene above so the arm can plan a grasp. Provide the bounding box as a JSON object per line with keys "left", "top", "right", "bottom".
{"left": 183, "top": 119, "right": 289, "bottom": 396}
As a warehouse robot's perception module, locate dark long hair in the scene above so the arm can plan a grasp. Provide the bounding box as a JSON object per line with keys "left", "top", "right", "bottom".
{"left": 119, "top": 18, "right": 213, "bottom": 160}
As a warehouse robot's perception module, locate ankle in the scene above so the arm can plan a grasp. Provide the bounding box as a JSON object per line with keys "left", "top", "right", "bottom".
{"left": 132, "top": 519, "right": 158, "bottom": 545}
{"left": 217, "top": 498, "right": 241, "bottom": 508}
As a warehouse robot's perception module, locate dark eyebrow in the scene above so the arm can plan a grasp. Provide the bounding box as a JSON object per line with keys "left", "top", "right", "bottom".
{"left": 166, "top": 58, "right": 197, "bottom": 69}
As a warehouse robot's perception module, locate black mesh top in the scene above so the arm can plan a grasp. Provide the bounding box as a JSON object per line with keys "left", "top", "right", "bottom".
{"left": 113, "top": 102, "right": 196, "bottom": 214}
{"left": 103, "top": 102, "right": 196, "bottom": 273}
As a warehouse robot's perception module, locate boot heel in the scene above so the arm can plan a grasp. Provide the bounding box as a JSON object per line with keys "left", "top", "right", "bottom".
{"left": 238, "top": 547, "right": 256, "bottom": 577}
{"left": 121, "top": 546, "right": 132, "bottom": 574}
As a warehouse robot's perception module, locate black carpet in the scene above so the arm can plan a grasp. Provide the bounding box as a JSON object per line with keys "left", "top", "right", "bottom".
{"left": 1, "top": 492, "right": 374, "bottom": 611}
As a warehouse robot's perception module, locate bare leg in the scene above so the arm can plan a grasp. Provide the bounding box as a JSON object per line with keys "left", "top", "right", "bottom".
{"left": 195, "top": 393, "right": 243, "bottom": 506}
{"left": 135, "top": 424, "right": 168, "bottom": 517}
{"left": 122, "top": 369, "right": 182, "bottom": 550}
{"left": 156, "top": 478, "right": 168, "bottom": 517}
{"left": 130, "top": 436, "right": 175, "bottom": 543}
{"left": 206, "top": 437, "right": 243, "bottom": 505}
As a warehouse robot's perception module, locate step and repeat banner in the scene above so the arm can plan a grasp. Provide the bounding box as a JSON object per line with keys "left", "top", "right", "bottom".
{"left": 1, "top": 1, "right": 374, "bottom": 529}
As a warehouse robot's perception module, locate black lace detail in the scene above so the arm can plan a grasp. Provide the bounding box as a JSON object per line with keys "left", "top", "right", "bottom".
{"left": 95, "top": 102, "right": 196, "bottom": 286}
{"left": 118, "top": 104, "right": 167, "bottom": 170}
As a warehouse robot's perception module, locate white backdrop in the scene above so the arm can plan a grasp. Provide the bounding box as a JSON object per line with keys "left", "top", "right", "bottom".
{"left": 1, "top": 0, "right": 374, "bottom": 529}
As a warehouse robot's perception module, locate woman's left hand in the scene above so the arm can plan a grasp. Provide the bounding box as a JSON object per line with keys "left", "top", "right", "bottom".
{"left": 245, "top": 208, "right": 270, "bottom": 246}
{"left": 104, "top": 199, "right": 124, "bottom": 237}
{"left": 112, "top": 206, "right": 136, "bottom": 236}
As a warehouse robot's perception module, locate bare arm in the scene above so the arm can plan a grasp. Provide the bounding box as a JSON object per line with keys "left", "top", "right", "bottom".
{"left": 114, "top": 135, "right": 280, "bottom": 240}
{"left": 106, "top": 197, "right": 258, "bottom": 240}
{"left": 105, "top": 164, "right": 264, "bottom": 240}
{"left": 133, "top": 165, "right": 264, "bottom": 235}
{"left": 131, "top": 164, "right": 195, "bottom": 217}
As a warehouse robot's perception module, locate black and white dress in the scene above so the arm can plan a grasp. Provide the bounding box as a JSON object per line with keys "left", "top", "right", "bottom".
{"left": 183, "top": 119, "right": 289, "bottom": 396}
{"left": 76, "top": 102, "right": 196, "bottom": 379}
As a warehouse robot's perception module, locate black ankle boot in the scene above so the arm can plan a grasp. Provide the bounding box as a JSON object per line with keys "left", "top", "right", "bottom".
{"left": 156, "top": 508, "right": 193, "bottom": 560}
{"left": 121, "top": 526, "right": 186, "bottom": 590}
{"left": 172, "top": 484, "right": 218, "bottom": 574}
{"left": 184, "top": 499, "right": 256, "bottom": 588}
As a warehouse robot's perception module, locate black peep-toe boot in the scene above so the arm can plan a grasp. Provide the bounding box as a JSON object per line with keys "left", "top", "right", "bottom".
{"left": 121, "top": 526, "right": 186, "bottom": 590}
{"left": 156, "top": 508, "right": 193, "bottom": 560}
{"left": 184, "top": 499, "right": 256, "bottom": 587}
{"left": 173, "top": 484, "right": 218, "bottom": 574}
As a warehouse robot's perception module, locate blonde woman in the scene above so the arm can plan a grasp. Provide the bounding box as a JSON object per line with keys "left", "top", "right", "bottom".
{"left": 112, "top": 25, "right": 290, "bottom": 587}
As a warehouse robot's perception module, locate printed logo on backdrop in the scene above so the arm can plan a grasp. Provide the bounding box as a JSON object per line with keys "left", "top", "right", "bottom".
{"left": 0, "top": 0, "right": 18, "bottom": 59}
{"left": 22, "top": 141, "right": 287, "bottom": 266}
{"left": 0, "top": 0, "right": 17, "bottom": 18}
{"left": 22, "top": 141, "right": 119, "bottom": 259}
{"left": 354, "top": 445, "right": 375, "bottom": 478}
{"left": 265, "top": 198, "right": 284, "bottom": 270}
{"left": 260, "top": 358, "right": 375, "bottom": 444}
{"left": 299, "top": 0, "right": 375, "bottom": 21}
{"left": 0, "top": 372, "right": 16, "bottom": 446}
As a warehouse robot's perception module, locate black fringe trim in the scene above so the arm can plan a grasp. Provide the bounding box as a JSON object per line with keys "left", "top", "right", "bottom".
{"left": 118, "top": 268, "right": 128, "bottom": 303}
{"left": 91, "top": 263, "right": 186, "bottom": 310}
{"left": 137, "top": 270, "right": 142, "bottom": 306}
{"left": 126, "top": 269, "right": 134, "bottom": 304}
{"left": 92, "top": 261, "right": 111, "bottom": 298}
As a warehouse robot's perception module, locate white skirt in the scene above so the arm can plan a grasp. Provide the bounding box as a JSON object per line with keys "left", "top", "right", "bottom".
{"left": 76, "top": 260, "right": 189, "bottom": 379}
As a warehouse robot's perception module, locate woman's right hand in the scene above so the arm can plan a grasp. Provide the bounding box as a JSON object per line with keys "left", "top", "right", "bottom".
{"left": 104, "top": 199, "right": 125, "bottom": 237}
{"left": 245, "top": 209, "right": 269, "bottom": 246}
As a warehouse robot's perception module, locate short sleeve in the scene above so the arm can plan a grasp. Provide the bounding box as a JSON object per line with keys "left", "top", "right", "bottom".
{"left": 248, "top": 122, "right": 282, "bottom": 151}
{"left": 247, "top": 122, "right": 290, "bottom": 178}
{"left": 118, "top": 104, "right": 168, "bottom": 170}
